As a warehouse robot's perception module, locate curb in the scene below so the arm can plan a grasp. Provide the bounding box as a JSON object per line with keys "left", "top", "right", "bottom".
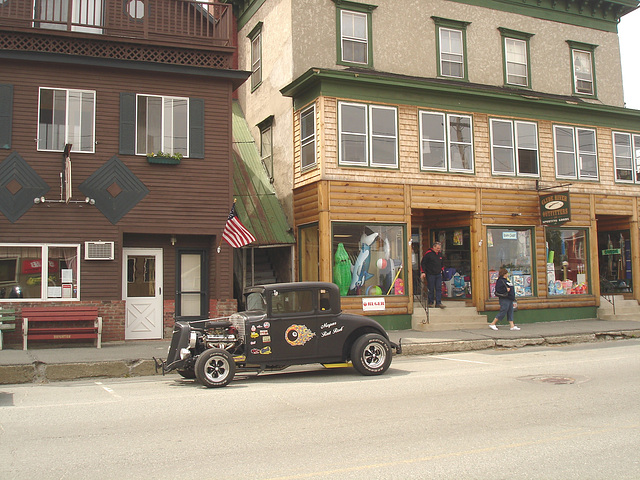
{"left": 1, "top": 330, "right": 638, "bottom": 385}
{"left": 399, "top": 330, "right": 640, "bottom": 356}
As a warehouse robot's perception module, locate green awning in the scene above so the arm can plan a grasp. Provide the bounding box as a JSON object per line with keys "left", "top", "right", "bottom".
{"left": 232, "top": 101, "right": 294, "bottom": 246}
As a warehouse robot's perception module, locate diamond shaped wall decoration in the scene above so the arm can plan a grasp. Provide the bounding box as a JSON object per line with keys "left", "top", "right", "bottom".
{"left": 79, "top": 155, "right": 149, "bottom": 224}
{"left": 0, "top": 152, "right": 50, "bottom": 223}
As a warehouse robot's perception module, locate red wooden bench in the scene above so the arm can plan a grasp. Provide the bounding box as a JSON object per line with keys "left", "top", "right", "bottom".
{"left": 22, "top": 307, "right": 102, "bottom": 350}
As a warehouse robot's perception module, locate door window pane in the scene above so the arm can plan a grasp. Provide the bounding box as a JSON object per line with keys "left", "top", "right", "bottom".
{"left": 127, "top": 255, "right": 155, "bottom": 297}
{"left": 178, "top": 252, "right": 204, "bottom": 318}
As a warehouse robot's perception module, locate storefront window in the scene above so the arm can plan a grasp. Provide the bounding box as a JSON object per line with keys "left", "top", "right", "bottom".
{"left": 332, "top": 223, "right": 405, "bottom": 296}
{"left": 487, "top": 227, "right": 534, "bottom": 298}
{"left": 0, "top": 244, "right": 80, "bottom": 301}
{"left": 299, "top": 224, "right": 319, "bottom": 282}
{"left": 546, "top": 229, "right": 589, "bottom": 295}
{"left": 597, "top": 229, "right": 631, "bottom": 293}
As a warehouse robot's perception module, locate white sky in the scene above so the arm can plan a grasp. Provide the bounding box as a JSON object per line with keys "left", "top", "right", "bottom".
{"left": 619, "top": 8, "right": 640, "bottom": 109}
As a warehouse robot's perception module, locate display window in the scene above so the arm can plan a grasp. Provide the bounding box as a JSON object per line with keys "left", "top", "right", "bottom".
{"left": 0, "top": 244, "right": 80, "bottom": 301}
{"left": 597, "top": 229, "right": 632, "bottom": 293}
{"left": 546, "top": 229, "right": 589, "bottom": 295}
{"left": 332, "top": 223, "right": 405, "bottom": 297}
{"left": 487, "top": 227, "right": 534, "bottom": 298}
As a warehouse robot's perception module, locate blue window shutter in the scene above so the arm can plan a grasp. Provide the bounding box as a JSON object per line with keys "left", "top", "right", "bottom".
{"left": 189, "top": 98, "right": 205, "bottom": 159}
{"left": 0, "top": 84, "right": 13, "bottom": 149}
{"left": 119, "top": 92, "right": 136, "bottom": 155}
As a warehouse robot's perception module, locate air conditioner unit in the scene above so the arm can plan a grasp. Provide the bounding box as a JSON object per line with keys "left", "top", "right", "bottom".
{"left": 85, "top": 241, "right": 115, "bottom": 260}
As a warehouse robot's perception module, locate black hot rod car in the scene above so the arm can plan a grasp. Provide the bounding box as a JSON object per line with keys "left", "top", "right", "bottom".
{"left": 155, "top": 282, "right": 401, "bottom": 387}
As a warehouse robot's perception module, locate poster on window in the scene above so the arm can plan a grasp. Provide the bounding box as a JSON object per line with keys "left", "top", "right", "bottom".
{"left": 453, "top": 229, "right": 463, "bottom": 246}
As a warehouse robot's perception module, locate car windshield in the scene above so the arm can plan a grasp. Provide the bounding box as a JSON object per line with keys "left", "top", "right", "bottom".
{"left": 245, "top": 292, "right": 266, "bottom": 311}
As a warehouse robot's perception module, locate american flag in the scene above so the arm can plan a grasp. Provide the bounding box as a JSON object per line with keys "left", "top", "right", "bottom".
{"left": 222, "top": 203, "right": 256, "bottom": 249}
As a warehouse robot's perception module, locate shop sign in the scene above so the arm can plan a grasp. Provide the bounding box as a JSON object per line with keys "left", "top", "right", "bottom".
{"left": 540, "top": 192, "right": 571, "bottom": 226}
{"left": 601, "top": 249, "right": 621, "bottom": 255}
{"left": 22, "top": 259, "right": 58, "bottom": 274}
{"left": 362, "top": 297, "right": 385, "bottom": 311}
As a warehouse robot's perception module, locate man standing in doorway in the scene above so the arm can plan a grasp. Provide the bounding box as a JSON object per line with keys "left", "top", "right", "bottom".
{"left": 421, "top": 241, "right": 445, "bottom": 308}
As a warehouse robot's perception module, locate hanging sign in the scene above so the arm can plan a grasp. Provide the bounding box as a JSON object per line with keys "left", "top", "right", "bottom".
{"left": 540, "top": 192, "right": 571, "bottom": 226}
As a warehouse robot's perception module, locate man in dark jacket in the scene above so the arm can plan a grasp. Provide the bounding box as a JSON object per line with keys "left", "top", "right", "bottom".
{"left": 420, "top": 241, "right": 445, "bottom": 308}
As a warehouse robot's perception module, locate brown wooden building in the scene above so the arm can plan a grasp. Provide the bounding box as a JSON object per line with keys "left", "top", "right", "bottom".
{"left": 232, "top": 0, "right": 640, "bottom": 330}
{"left": 0, "top": 0, "right": 250, "bottom": 344}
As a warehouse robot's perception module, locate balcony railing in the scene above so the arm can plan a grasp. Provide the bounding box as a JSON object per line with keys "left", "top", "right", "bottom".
{"left": 0, "top": 0, "right": 232, "bottom": 48}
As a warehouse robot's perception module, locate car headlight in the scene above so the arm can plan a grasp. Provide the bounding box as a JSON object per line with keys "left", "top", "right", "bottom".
{"left": 180, "top": 348, "right": 191, "bottom": 360}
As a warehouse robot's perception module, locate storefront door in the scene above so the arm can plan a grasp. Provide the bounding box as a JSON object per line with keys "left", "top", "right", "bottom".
{"left": 123, "top": 248, "right": 163, "bottom": 339}
{"left": 433, "top": 227, "right": 472, "bottom": 299}
{"left": 598, "top": 230, "right": 632, "bottom": 293}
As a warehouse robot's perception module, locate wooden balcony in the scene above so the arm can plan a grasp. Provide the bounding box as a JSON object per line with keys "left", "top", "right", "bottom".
{"left": 0, "top": 0, "right": 233, "bottom": 49}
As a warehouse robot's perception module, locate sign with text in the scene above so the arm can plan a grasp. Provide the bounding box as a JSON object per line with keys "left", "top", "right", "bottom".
{"left": 362, "top": 297, "right": 386, "bottom": 311}
{"left": 540, "top": 192, "right": 571, "bottom": 226}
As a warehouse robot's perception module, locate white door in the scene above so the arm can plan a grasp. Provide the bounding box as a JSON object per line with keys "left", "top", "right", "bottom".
{"left": 123, "top": 248, "right": 163, "bottom": 340}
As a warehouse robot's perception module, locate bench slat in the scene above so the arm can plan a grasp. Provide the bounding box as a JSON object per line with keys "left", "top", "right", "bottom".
{"left": 22, "top": 307, "right": 102, "bottom": 350}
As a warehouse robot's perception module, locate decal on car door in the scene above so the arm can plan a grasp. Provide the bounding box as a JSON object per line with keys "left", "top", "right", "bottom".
{"left": 285, "top": 324, "right": 316, "bottom": 346}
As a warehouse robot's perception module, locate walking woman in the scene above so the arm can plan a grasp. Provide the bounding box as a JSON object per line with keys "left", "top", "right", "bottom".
{"left": 489, "top": 267, "right": 520, "bottom": 331}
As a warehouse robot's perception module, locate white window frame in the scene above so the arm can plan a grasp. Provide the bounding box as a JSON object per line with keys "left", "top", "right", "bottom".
{"left": 439, "top": 27, "right": 464, "bottom": 79}
{"left": 553, "top": 125, "right": 598, "bottom": 180}
{"left": 0, "top": 243, "right": 81, "bottom": 302}
{"left": 490, "top": 118, "right": 539, "bottom": 177}
{"left": 300, "top": 105, "right": 316, "bottom": 170}
{"left": 420, "top": 111, "right": 474, "bottom": 173}
{"left": 612, "top": 131, "right": 640, "bottom": 183}
{"left": 338, "top": 102, "right": 397, "bottom": 169}
{"left": 37, "top": 87, "right": 96, "bottom": 153}
{"left": 340, "top": 9, "right": 368, "bottom": 65}
{"left": 135, "top": 94, "right": 189, "bottom": 157}
{"left": 505, "top": 37, "right": 528, "bottom": 87}
{"left": 572, "top": 49, "right": 594, "bottom": 96}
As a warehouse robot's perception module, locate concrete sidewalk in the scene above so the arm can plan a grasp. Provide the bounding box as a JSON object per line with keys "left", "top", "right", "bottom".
{"left": 1, "top": 319, "right": 639, "bottom": 385}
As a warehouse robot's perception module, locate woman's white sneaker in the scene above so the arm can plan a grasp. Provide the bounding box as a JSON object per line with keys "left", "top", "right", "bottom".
{"left": 510, "top": 326, "right": 521, "bottom": 331}
{"left": 489, "top": 325, "right": 498, "bottom": 330}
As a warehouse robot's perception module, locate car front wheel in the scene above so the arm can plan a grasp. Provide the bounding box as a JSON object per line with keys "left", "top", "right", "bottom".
{"left": 195, "top": 348, "right": 236, "bottom": 387}
{"left": 350, "top": 333, "right": 392, "bottom": 376}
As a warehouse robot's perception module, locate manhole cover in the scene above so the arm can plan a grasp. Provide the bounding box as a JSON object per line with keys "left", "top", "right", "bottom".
{"left": 518, "top": 374, "right": 588, "bottom": 385}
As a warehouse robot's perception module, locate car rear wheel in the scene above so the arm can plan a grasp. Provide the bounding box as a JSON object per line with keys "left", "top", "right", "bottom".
{"left": 195, "top": 348, "right": 236, "bottom": 387}
{"left": 350, "top": 333, "right": 392, "bottom": 376}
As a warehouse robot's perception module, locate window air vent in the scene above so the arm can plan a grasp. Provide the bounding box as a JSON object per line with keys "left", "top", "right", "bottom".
{"left": 85, "top": 241, "right": 115, "bottom": 260}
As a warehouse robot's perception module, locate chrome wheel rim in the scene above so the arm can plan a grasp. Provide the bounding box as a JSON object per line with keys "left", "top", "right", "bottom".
{"left": 363, "top": 342, "right": 386, "bottom": 369}
{"left": 204, "top": 355, "right": 231, "bottom": 383}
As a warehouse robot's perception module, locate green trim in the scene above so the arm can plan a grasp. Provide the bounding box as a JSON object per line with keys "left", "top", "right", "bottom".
{"left": 432, "top": 17, "right": 470, "bottom": 81}
{"left": 445, "top": 0, "right": 635, "bottom": 32}
{"left": 335, "top": 3, "right": 376, "bottom": 69}
{"left": 368, "top": 314, "right": 411, "bottom": 331}
{"left": 482, "top": 306, "right": 597, "bottom": 323}
{"left": 281, "top": 68, "right": 640, "bottom": 131}
{"left": 247, "top": 21, "right": 263, "bottom": 40}
{"left": 231, "top": 0, "right": 267, "bottom": 31}
{"left": 499, "top": 28, "right": 533, "bottom": 89}
{"left": 568, "top": 41, "right": 598, "bottom": 98}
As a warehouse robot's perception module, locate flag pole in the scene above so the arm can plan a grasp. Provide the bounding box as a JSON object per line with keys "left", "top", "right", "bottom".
{"left": 217, "top": 198, "right": 236, "bottom": 253}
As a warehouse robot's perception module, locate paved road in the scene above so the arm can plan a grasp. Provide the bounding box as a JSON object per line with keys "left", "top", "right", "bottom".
{"left": 1, "top": 340, "right": 639, "bottom": 479}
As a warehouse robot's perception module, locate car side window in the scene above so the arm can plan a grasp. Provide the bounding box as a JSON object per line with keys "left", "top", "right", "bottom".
{"left": 271, "top": 290, "right": 313, "bottom": 314}
{"left": 319, "top": 289, "right": 331, "bottom": 312}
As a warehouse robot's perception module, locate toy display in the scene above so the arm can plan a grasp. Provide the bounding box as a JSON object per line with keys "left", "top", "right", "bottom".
{"left": 349, "top": 232, "right": 378, "bottom": 292}
{"left": 333, "top": 243, "right": 352, "bottom": 296}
